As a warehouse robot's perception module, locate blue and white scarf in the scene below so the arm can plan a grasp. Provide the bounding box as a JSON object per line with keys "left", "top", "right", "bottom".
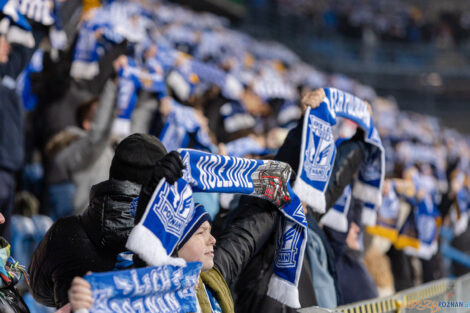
{"left": 126, "top": 149, "right": 307, "bottom": 308}
{"left": 0, "top": 0, "right": 34, "bottom": 48}
{"left": 220, "top": 101, "right": 256, "bottom": 134}
{"left": 404, "top": 195, "right": 441, "bottom": 260}
{"left": 293, "top": 102, "right": 336, "bottom": 214}
{"left": 18, "top": 0, "right": 55, "bottom": 26}
{"left": 328, "top": 88, "right": 385, "bottom": 225}
{"left": 224, "top": 136, "right": 271, "bottom": 158}
{"left": 70, "top": 21, "right": 101, "bottom": 79}
{"left": 159, "top": 100, "right": 215, "bottom": 152}
{"left": 85, "top": 262, "right": 201, "bottom": 313}
{"left": 366, "top": 181, "right": 400, "bottom": 242}
{"left": 113, "top": 59, "right": 168, "bottom": 136}
{"left": 294, "top": 88, "right": 385, "bottom": 225}
{"left": 320, "top": 185, "right": 351, "bottom": 233}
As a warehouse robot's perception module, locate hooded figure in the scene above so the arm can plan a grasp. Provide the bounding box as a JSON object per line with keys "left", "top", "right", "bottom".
{"left": 28, "top": 133, "right": 169, "bottom": 309}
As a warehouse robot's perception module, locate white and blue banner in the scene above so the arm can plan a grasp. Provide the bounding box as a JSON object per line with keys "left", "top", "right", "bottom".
{"left": 127, "top": 149, "right": 307, "bottom": 308}
{"left": 85, "top": 262, "right": 201, "bottom": 313}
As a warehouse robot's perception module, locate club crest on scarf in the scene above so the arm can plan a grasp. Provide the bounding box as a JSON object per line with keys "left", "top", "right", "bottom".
{"left": 304, "top": 114, "right": 335, "bottom": 182}
{"left": 126, "top": 178, "right": 195, "bottom": 266}
{"left": 274, "top": 220, "right": 302, "bottom": 269}
{"left": 153, "top": 180, "right": 193, "bottom": 238}
{"left": 293, "top": 103, "right": 336, "bottom": 213}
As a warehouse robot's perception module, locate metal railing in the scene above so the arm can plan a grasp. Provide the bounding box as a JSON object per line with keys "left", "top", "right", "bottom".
{"left": 299, "top": 274, "right": 470, "bottom": 313}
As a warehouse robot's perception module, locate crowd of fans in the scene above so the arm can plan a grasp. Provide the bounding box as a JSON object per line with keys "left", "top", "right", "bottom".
{"left": 274, "top": 0, "right": 470, "bottom": 46}
{"left": 0, "top": 0, "right": 469, "bottom": 312}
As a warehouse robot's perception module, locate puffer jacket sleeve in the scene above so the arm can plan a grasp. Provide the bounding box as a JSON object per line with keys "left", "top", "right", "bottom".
{"left": 29, "top": 216, "right": 117, "bottom": 308}
{"left": 213, "top": 196, "right": 279, "bottom": 287}
{"left": 28, "top": 216, "right": 87, "bottom": 308}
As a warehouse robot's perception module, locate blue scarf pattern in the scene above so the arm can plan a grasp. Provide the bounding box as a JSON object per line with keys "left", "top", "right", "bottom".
{"left": 85, "top": 262, "right": 201, "bottom": 313}
{"left": 127, "top": 149, "right": 307, "bottom": 308}
{"left": 327, "top": 88, "right": 385, "bottom": 225}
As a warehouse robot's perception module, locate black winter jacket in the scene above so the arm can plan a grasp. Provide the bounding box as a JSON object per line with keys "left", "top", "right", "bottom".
{"left": 28, "top": 179, "right": 140, "bottom": 308}
{"left": 224, "top": 196, "right": 321, "bottom": 313}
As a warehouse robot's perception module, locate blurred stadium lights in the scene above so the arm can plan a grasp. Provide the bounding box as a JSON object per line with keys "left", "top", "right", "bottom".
{"left": 421, "top": 73, "right": 443, "bottom": 87}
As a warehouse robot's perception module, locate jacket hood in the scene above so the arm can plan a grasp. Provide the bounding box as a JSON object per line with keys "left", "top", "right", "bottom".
{"left": 80, "top": 178, "right": 142, "bottom": 255}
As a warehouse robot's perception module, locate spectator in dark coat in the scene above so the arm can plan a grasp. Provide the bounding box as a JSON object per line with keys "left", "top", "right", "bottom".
{"left": 28, "top": 134, "right": 168, "bottom": 309}
{"left": 0, "top": 20, "right": 47, "bottom": 241}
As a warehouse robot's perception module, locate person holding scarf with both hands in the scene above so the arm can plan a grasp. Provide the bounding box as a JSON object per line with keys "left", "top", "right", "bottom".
{"left": 62, "top": 93, "right": 330, "bottom": 313}
{"left": 65, "top": 151, "right": 249, "bottom": 313}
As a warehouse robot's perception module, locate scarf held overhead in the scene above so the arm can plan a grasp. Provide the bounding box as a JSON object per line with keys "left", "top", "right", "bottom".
{"left": 294, "top": 88, "right": 385, "bottom": 226}
{"left": 126, "top": 149, "right": 307, "bottom": 308}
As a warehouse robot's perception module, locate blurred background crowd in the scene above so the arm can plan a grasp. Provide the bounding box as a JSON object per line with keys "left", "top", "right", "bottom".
{"left": 0, "top": 0, "right": 469, "bottom": 312}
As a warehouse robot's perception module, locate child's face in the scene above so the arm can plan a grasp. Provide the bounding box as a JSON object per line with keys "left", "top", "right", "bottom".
{"left": 177, "top": 221, "right": 216, "bottom": 271}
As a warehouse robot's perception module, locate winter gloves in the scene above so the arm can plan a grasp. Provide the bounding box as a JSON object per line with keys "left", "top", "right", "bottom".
{"left": 134, "top": 151, "right": 185, "bottom": 224}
